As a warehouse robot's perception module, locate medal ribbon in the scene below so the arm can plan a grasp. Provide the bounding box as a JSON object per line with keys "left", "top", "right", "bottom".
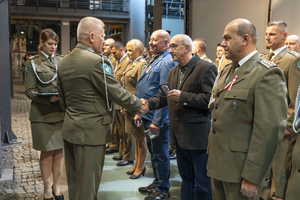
{"left": 145, "top": 64, "right": 152, "bottom": 73}
{"left": 224, "top": 75, "right": 238, "bottom": 91}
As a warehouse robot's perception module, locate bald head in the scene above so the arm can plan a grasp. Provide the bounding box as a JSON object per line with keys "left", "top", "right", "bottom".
{"left": 149, "top": 29, "right": 170, "bottom": 55}
{"left": 103, "top": 38, "right": 115, "bottom": 56}
{"left": 222, "top": 18, "right": 257, "bottom": 63}
{"left": 286, "top": 35, "right": 300, "bottom": 52}
{"left": 77, "top": 17, "right": 104, "bottom": 43}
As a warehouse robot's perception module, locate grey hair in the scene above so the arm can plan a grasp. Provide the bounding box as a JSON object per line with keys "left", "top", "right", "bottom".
{"left": 267, "top": 21, "right": 288, "bottom": 32}
{"left": 174, "top": 34, "right": 193, "bottom": 51}
{"left": 77, "top": 17, "right": 104, "bottom": 42}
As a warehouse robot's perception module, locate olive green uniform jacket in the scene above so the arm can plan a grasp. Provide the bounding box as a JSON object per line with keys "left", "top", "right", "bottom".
{"left": 25, "top": 53, "right": 64, "bottom": 123}
{"left": 207, "top": 52, "right": 287, "bottom": 186}
{"left": 262, "top": 47, "right": 300, "bottom": 197}
{"left": 122, "top": 57, "right": 147, "bottom": 134}
{"left": 57, "top": 43, "right": 142, "bottom": 146}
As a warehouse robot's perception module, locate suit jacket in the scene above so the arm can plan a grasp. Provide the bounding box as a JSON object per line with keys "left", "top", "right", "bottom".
{"left": 207, "top": 52, "right": 287, "bottom": 185}
{"left": 25, "top": 53, "right": 64, "bottom": 123}
{"left": 148, "top": 55, "right": 217, "bottom": 150}
{"left": 57, "top": 43, "right": 142, "bottom": 146}
{"left": 114, "top": 54, "right": 132, "bottom": 110}
{"left": 262, "top": 47, "right": 300, "bottom": 133}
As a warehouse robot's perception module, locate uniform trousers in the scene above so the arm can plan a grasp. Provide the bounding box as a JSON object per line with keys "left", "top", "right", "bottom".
{"left": 143, "top": 118, "right": 170, "bottom": 193}
{"left": 176, "top": 142, "right": 212, "bottom": 200}
{"left": 211, "top": 178, "right": 265, "bottom": 200}
{"left": 107, "top": 110, "right": 121, "bottom": 151}
{"left": 64, "top": 140, "right": 105, "bottom": 200}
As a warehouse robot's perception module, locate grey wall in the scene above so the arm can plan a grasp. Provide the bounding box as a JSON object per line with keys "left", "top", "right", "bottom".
{"left": 61, "top": 18, "right": 70, "bottom": 55}
{"left": 272, "top": 0, "right": 300, "bottom": 37}
{"left": 189, "top": 0, "right": 269, "bottom": 60}
{"left": 162, "top": 18, "right": 184, "bottom": 38}
{"left": 128, "top": 0, "right": 145, "bottom": 44}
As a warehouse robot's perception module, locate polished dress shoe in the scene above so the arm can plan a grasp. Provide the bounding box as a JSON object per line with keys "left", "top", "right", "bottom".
{"left": 44, "top": 197, "right": 53, "bottom": 200}
{"left": 105, "top": 148, "right": 118, "bottom": 154}
{"left": 112, "top": 156, "right": 122, "bottom": 161}
{"left": 126, "top": 170, "right": 134, "bottom": 175}
{"left": 129, "top": 167, "right": 146, "bottom": 179}
{"left": 169, "top": 153, "right": 177, "bottom": 160}
{"left": 116, "top": 160, "right": 134, "bottom": 166}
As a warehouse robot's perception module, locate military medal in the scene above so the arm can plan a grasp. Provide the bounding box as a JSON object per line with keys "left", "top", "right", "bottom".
{"left": 224, "top": 75, "right": 238, "bottom": 91}
{"left": 55, "top": 64, "right": 57, "bottom": 70}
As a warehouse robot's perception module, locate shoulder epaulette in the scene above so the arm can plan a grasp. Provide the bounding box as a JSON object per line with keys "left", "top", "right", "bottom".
{"left": 258, "top": 58, "right": 277, "bottom": 68}
{"left": 288, "top": 50, "right": 300, "bottom": 57}
{"left": 29, "top": 54, "right": 39, "bottom": 60}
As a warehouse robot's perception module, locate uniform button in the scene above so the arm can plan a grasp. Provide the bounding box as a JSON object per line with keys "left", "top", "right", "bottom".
{"left": 215, "top": 106, "right": 218, "bottom": 109}
{"left": 213, "top": 119, "right": 216, "bottom": 122}
{"left": 212, "top": 130, "right": 216, "bottom": 134}
{"left": 216, "top": 94, "right": 220, "bottom": 98}
{"left": 234, "top": 94, "right": 237, "bottom": 97}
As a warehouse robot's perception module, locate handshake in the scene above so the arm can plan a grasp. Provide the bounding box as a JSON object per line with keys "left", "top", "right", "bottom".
{"left": 138, "top": 98, "right": 149, "bottom": 115}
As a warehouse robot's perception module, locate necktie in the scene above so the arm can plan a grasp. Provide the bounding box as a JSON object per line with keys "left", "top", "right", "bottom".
{"left": 267, "top": 52, "right": 274, "bottom": 61}
{"left": 229, "top": 63, "right": 239, "bottom": 76}
{"left": 48, "top": 56, "right": 53, "bottom": 63}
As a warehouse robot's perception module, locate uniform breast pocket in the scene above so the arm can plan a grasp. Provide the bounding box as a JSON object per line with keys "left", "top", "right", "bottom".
{"left": 223, "top": 89, "right": 249, "bottom": 117}
{"left": 148, "top": 70, "right": 160, "bottom": 81}
{"left": 36, "top": 67, "right": 54, "bottom": 82}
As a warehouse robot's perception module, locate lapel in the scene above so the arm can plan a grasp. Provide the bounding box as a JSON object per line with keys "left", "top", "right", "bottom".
{"left": 178, "top": 55, "right": 199, "bottom": 90}
{"left": 40, "top": 53, "right": 55, "bottom": 69}
{"left": 272, "top": 46, "right": 289, "bottom": 64}
{"left": 214, "top": 52, "right": 259, "bottom": 95}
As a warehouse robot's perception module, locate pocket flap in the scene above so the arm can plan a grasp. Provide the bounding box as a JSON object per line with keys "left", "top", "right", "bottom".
{"left": 224, "top": 89, "right": 249, "bottom": 100}
{"left": 230, "top": 137, "right": 249, "bottom": 152}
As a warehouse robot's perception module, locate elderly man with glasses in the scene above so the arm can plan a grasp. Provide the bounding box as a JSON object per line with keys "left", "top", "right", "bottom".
{"left": 143, "top": 34, "right": 218, "bottom": 200}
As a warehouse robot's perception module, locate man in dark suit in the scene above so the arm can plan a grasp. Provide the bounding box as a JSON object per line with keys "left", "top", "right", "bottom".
{"left": 144, "top": 34, "right": 217, "bottom": 200}
{"left": 57, "top": 16, "right": 147, "bottom": 200}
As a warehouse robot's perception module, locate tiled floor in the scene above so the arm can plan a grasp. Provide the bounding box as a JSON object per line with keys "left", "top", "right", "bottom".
{"left": 98, "top": 152, "right": 181, "bottom": 200}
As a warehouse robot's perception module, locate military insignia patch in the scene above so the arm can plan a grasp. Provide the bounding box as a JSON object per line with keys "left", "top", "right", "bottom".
{"left": 142, "top": 66, "right": 146, "bottom": 71}
{"left": 298, "top": 61, "right": 300, "bottom": 68}
{"left": 25, "top": 63, "right": 30, "bottom": 74}
{"left": 102, "top": 63, "right": 112, "bottom": 75}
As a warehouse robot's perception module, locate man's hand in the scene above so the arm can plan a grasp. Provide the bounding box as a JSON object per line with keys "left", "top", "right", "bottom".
{"left": 285, "top": 129, "right": 291, "bottom": 136}
{"left": 149, "top": 123, "right": 160, "bottom": 135}
{"left": 240, "top": 179, "right": 259, "bottom": 197}
{"left": 134, "top": 115, "right": 142, "bottom": 127}
{"left": 167, "top": 90, "right": 181, "bottom": 102}
{"left": 50, "top": 96, "right": 59, "bottom": 103}
{"left": 138, "top": 98, "right": 149, "bottom": 115}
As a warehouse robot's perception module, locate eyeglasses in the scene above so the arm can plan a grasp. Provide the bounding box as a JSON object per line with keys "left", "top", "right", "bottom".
{"left": 169, "top": 43, "right": 186, "bottom": 50}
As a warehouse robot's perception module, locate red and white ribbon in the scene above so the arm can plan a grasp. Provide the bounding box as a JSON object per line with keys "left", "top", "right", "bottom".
{"left": 55, "top": 64, "right": 58, "bottom": 70}
{"left": 224, "top": 75, "right": 238, "bottom": 91}
{"left": 145, "top": 64, "right": 152, "bottom": 73}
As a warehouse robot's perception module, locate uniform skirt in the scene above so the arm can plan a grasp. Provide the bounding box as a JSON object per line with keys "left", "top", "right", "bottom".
{"left": 125, "top": 111, "right": 145, "bottom": 135}
{"left": 31, "top": 121, "right": 64, "bottom": 151}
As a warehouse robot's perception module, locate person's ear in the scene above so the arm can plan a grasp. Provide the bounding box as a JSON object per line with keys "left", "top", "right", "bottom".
{"left": 90, "top": 32, "right": 95, "bottom": 43}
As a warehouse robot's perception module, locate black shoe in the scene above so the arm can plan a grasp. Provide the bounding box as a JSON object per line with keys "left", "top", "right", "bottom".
{"left": 105, "top": 148, "right": 118, "bottom": 154}
{"left": 116, "top": 160, "right": 134, "bottom": 166}
{"left": 130, "top": 167, "right": 146, "bottom": 179}
{"left": 112, "top": 156, "right": 122, "bottom": 161}
{"left": 126, "top": 170, "right": 135, "bottom": 175}
{"left": 169, "top": 153, "right": 176, "bottom": 160}
{"left": 44, "top": 198, "right": 53, "bottom": 200}
{"left": 138, "top": 184, "right": 156, "bottom": 195}
{"left": 52, "top": 186, "right": 64, "bottom": 200}
{"left": 144, "top": 191, "right": 170, "bottom": 200}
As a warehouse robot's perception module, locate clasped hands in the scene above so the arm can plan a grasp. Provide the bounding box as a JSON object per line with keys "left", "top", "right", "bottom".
{"left": 138, "top": 98, "right": 149, "bottom": 115}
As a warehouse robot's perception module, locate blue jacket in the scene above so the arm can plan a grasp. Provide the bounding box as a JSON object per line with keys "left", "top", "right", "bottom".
{"left": 135, "top": 50, "right": 176, "bottom": 126}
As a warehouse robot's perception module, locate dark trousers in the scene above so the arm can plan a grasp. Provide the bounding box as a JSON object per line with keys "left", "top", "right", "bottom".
{"left": 143, "top": 119, "right": 170, "bottom": 193}
{"left": 176, "top": 142, "right": 212, "bottom": 200}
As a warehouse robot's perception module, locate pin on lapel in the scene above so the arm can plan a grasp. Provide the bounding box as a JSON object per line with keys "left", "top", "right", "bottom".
{"left": 224, "top": 75, "right": 238, "bottom": 91}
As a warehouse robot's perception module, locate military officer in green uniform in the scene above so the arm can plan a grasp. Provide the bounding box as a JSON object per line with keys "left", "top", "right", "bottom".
{"left": 102, "top": 38, "right": 117, "bottom": 67}
{"left": 25, "top": 28, "right": 65, "bottom": 200}
{"left": 192, "top": 38, "right": 214, "bottom": 63}
{"left": 57, "top": 17, "right": 147, "bottom": 200}
{"left": 262, "top": 21, "right": 300, "bottom": 200}
{"left": 207, "top": 18, "right": 287, "bottom": 200}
